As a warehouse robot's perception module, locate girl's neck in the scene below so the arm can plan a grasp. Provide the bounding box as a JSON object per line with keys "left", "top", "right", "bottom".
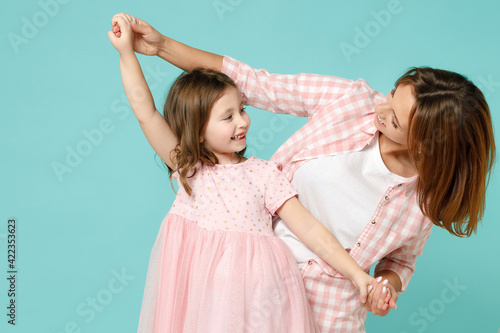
{"left": 378, "top": 133, "right": 417, "bottom": 178}
{"left": 214, "top": 152, "right": 246, "bottom": 165}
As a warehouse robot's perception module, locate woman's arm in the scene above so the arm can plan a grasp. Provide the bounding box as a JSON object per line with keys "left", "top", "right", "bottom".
{"left": 108, "top": 13, "right": 178, "bottom": 169}
{"left": 157, "top": 36, "right": 223, "bottom": 73}
{"left": 375, "top": 222, "right": 432, "bottom": 292}
{"left": 124, "top": 15, "right": 223, "bottom": 72}
{"left": 276, "top": 197, "right": 374, "bottom": 303}
{"left": 365, "top": 222, "right": 433, "bottom": 316}
{"left": 125, "top": 14, "right": 354, "bottom": 118}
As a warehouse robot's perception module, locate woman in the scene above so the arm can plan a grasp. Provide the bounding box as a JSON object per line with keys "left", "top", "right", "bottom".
{"left": 115, "top": 14, "right": 496, "bottom": 332}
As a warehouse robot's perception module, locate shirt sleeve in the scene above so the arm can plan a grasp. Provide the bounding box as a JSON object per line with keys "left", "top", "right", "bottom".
{"left": 374, "top": 222, "right": 433, "bottom": 293}
{"left": 222, "top": 56, "right": 356, "bottom": 118}
{"left": 263, "top": 161, "right": 298, "bottom": 215}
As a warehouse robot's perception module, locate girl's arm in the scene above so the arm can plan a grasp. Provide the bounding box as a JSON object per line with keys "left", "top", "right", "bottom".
{"left": 276, "top": 197, "right": 374, "bottom": 303}
{"left": 108, "top": 14, "right": 177, "bottom": 169}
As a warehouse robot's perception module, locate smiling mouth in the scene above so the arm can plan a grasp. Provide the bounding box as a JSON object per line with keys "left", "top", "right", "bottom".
{"left": 377, "top": 115, "right": 386, "bottom": 127}
{"left": 232, "top": 134, "right": 246, "bottom": 140}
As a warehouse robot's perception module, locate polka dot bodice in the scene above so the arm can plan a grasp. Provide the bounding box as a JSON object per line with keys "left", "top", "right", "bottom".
{"left": 170, "top": 157, "right": 297, "bottom": 236}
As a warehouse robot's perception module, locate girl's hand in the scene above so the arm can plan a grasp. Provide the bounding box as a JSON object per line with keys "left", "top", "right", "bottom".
{"left": 352, "top": 273, "right": 375, "bottom": 305}
{"left": 363, "top": 276, "right": 398, "bottom": 316}
{"left": 110, "top": 13, "right": 164, "bottom": 56}
{"left": 108, "top": 13, "right": 135, "bottom": 54}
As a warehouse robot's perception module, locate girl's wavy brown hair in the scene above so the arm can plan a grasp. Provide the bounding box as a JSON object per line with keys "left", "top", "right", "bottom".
{"left": 163, "top": 69, "right": 241, "bottom": 195}
{"left": 397, "top": 67, "right": 496, "bottom": 237}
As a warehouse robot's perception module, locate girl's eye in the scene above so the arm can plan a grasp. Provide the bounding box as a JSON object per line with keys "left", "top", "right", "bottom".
{"left": 391, "top": 116, "right": 398, "bottom": 129}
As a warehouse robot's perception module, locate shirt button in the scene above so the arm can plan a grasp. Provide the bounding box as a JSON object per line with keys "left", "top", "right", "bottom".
{"left": 356, "top": 243, "right": 361, "bottom": 247}
{"left": 308, "top": 260, "right": 313, "bottom": 265}
{"left": 385, "top": 196, "right": 390, "bottom": 200}
{"left": 371, "top": 220, "right": 376, "bottom": 224}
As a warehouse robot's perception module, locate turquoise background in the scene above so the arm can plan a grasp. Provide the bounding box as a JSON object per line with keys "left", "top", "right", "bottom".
{"left": 2, "top": 0, "right": 499, "bottom": 332}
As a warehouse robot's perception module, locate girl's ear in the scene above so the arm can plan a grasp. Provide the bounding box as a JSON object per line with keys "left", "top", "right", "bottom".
{"left": 199, "top": 122, "right": 207, "bottom": 143}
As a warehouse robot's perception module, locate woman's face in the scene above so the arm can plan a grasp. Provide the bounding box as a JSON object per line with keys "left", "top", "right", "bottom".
{"left": 374, "top": 83, "right": 416, "bottom": 147}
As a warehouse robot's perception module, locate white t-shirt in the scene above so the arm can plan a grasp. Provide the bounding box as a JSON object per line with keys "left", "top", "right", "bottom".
{"left": 274, "top": 133, "right": 411, "bottom": 266}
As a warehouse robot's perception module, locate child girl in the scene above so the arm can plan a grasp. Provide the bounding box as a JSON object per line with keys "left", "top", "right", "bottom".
{"left": 108, "top": 13, "right": 375, "bottom": 332}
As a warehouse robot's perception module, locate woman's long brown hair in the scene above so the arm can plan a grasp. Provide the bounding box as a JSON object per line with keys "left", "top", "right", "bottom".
{"left": 397, "top": 68, "right": 496, "bottom": 237}
{"left": 163, "top": 69, "right": 240, "bottom": 195}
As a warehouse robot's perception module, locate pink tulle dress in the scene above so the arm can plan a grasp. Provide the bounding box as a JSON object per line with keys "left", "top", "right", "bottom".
{"left": 137, "top": 157, "right": 319, "bottom": 332}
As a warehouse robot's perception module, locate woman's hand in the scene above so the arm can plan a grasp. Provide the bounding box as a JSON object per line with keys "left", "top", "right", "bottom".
{"left": 111, "top": 14, "right": 166, "bottom": 56}
{"left": 364, "top": 276, "right": 398, "bottom": 316}
{"left": 108, "top": 13, "right": 135, "bottom": 55}
{"left": 111, "top": 13, "right": 223, "bottom": 72}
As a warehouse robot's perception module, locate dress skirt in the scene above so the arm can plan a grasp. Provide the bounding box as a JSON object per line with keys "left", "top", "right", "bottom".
{"left": 137, "top": 214, "right": 319, "bottom": 332}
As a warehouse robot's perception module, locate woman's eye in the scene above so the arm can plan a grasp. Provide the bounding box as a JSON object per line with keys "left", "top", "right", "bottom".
{"left": 391, "top": 89, "right": 396, "bottom": 97}
{"left": 224, "top": 115, "right": 232, "bottom": 120}
{"left": 240, "top": 107, "right": 246, "bottom": 113}
{"left": 391, "top": 116, "right": 398, "bottom": 129}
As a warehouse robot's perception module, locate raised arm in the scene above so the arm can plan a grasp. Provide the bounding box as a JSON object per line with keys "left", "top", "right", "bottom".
{"left": 117, "top": 14, "right": 223, "bottom": 72}
{"left": 276, "top": 197, "right": 374, "bottom": 303}
{"left": 157, "top": 36, "right": 222, "bottom": 73}
{"left": 108, "top": 13, "right": 177, "bottom": 169}
{"left": 122, "top": 14, "right": 359, "bottom": 118}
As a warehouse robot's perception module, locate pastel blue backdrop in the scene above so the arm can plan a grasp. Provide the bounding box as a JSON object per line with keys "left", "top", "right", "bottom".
{"left": 2, "top": 0, "right": 499, "bottom": 332}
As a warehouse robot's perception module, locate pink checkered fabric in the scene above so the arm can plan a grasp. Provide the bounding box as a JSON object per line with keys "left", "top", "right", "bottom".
{"left": 222, "top": 56, "right": 433, "bottom": 332}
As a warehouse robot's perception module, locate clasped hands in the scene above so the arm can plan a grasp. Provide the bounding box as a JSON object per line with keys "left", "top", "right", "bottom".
{"left": 363, "top": 276, "right": 398, "bottom": 316}
{"left": 108, "top": 13, "right": 165, "bottom": 56}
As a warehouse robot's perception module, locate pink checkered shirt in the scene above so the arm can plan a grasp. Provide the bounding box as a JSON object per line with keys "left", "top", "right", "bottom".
{"left": 222, "top": 56, "right": 434, "bottom": 332}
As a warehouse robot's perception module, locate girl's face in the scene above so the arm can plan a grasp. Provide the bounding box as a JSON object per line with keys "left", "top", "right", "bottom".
{"left": 374, "top": 83, "right": 415, "bottom": 148}
{"left": 201, "top": 86, "right": 250, "bottom": 164}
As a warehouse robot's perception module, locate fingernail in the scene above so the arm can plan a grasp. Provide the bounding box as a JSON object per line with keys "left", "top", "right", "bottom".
{"left": 382, "top": 286, "right": 387, "bottom": 293}
{"left": 377, "top": 276, "right": 382, "bottom": 282}
{"left": 368, "top": 285, "right": 373, "bottom": 292}
{"left": 383, "top": 279, "right": 388, "bottom": 285}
